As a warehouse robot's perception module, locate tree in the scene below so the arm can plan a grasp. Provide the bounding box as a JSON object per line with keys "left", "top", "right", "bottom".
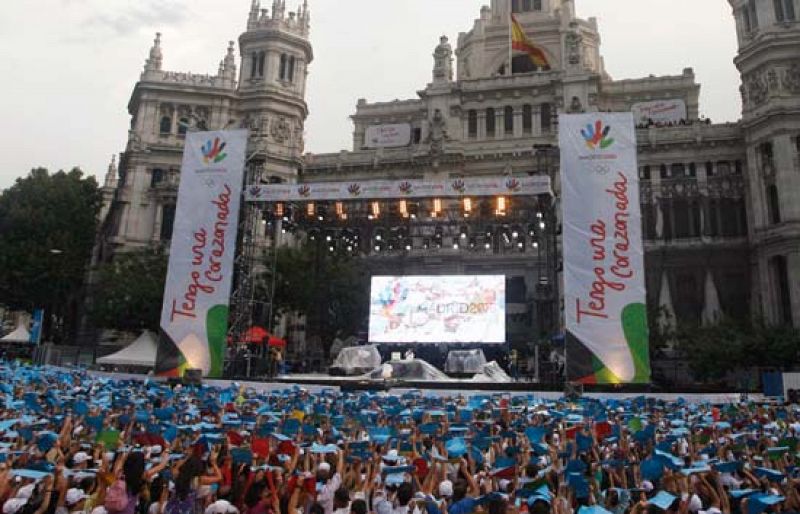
{"left": 88, "top": 247, "right": 169, "bottom": 332}
{"left": 0, "top": 168, "right": 101, "bottom": 342}
{"left": 271, "top": 241, "right": 370, "bottom": 357}
{"left": 674, "top": 318, "right": 751, "bottom": 383}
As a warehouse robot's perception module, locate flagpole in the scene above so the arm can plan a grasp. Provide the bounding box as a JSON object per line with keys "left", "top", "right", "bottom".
{"left": 508, "top": 0, "right": 513, "bottom": 76}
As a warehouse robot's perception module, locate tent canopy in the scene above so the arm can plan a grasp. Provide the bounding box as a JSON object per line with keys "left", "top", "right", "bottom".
{"left": 96, "top": 330, "right": 158, "bottom": 367}
{"left": 1, "top": 325, "right": 31, "bottom": 343}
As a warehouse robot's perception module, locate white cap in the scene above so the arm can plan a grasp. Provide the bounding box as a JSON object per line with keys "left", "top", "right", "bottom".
{"left": 205, "top": 500, "right": 240, "bottom": 514}
{"left": 16, "top": 484, "right": 34, "bottom": 500}
{"left": 318, "top": 462, "right": 331, "bottom": 472}
{"left": 73, "top": 451, "right": 91, "bottom": 464}
{"left": 688, "top": 494, "right": 703, "bottom": 512}
{"left": 439, "top": 480, "right": 453, "bottom": 498}
{"left": 699, "top": 509, "right": 722, "bottom": 514}
{"left": 384, "top": 449, "right": 399, "bottom": 462}
{"left": 150, "top": 445, "right": 163, "bottom": 455}
{"left": 642, "top": 480, "right": 654, "bottom": 492}
{"left": 66, "top": 488, "right": 87, "bottom": 506}
{"left": 92, "top": 507, "right": 109, "bottom": 514}
{"left": 498, "top": 479, "right": 511, "bottom": 491}
{"left": 3, "top": 499, "right": 27, "bottom": 514}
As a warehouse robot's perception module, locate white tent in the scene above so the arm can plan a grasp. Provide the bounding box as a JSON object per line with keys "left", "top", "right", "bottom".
{"left": 96, "top": 330, "right": 158, "bottom": 367}
{"left": 0, "top": 326, "right": 31, "bottom": 343}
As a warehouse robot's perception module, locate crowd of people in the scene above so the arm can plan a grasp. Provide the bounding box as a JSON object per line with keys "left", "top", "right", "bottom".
{"left": 1, "top": 362, "right": 799, "bottom": 514}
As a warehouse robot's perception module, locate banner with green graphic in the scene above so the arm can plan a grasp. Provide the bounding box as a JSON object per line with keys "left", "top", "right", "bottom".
{"left": 156, "top": 129, "right": 248, "bottom": 378}
{"left": 559, "top": 113, "right": 650, "bottom": 384}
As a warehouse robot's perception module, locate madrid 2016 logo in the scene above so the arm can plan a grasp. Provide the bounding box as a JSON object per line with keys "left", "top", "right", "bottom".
{"left": 581, "top": 120, "right": 615, "bottom": 150}
{"left": 201, "top": 137, "right": 228, "bottom": 164}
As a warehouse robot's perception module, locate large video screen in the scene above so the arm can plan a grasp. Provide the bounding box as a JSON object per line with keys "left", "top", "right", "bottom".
{"left": 368, "top": 275, "right": 506, "bottom": 343}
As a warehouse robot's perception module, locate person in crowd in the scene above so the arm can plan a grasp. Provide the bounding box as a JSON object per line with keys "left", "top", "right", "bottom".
{"left": 3, "top": 362, "right": 800, "bottom": 514}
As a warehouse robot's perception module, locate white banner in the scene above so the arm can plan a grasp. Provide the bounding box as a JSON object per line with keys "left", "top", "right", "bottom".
{"left": 364, "top": 124, "right": 412, "bottom": 148}
{"left": 631, "top": 99, "right": 687, "bottom": 125}
{"left": 245, "top": 175, "right": 552, "bottom": 202}
{"left": 559, "top": 114, "right": 650, "bottom": 384}
{"left": 157, "top": 129, "right": 248, "bottom": 378}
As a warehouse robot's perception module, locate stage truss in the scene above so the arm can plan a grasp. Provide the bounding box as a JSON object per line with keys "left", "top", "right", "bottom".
{"left": 226, "top": 172, "right": 560, "bottom": 378}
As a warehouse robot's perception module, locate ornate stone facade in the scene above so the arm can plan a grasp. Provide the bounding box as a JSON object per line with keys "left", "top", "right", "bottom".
{"left": 98, "top": 0, "right": 800, "bottom": 340}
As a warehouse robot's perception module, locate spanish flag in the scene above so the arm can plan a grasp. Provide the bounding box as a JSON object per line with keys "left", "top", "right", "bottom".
{"left": 511, "top": 14, "right": 549, "bottom": 68}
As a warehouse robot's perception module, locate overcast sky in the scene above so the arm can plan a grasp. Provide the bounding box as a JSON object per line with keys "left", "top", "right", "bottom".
{"left": 0, "top": 0, "right": 740, "bottom": 189}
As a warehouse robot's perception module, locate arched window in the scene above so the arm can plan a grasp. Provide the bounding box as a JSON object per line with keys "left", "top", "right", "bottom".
{"left": 540, "top": 103, "right": 552, "bottom": 133}
{"left": 770, "top": 255, "right": 793, "bottom": 326}
{"left": 159, "top": 116, "right": 171, "bottom": 134}
{"left": 504, "top": 106, "right": 514, "bottom": 134}
{"left": 161, "top": 204, "right": 176, "bottom": 241}
{"left": 767, "top": 184, "right": 781, "bottom": 224}
{"left": 251, "top": 53, "right": 258, "bottom": 78}
{"left": 468, "top": 110, "right": 478, "bottom": 138}
{"left": 279, "top": 54, "right": 288, "bottom": 80}
{"left": 486, "top": 108, "right": 496, "bottom": 136}
{"left": 522, "top": 104, "right": 532, "bottom": 133}
{"left": 288, "top": 56, "right": 296, "bottom": 82}
{"left": 258, "top": 51, "right": 266, "bottom": 77}
{"left": 178, "top": 118, "right": 189, "bottom": 136}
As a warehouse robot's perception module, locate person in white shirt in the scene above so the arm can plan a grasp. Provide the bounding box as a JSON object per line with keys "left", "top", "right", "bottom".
{"left": 316, "top": 451, "right": 344, "bottom": 514}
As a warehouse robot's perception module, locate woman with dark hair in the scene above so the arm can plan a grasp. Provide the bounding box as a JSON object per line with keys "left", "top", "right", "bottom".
{"left": 107, "top": 449, "right": 170, "bottom": 514}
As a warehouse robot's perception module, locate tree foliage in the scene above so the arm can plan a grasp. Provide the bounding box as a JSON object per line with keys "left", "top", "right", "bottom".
{"left": 675, "top": 318, "right": 800, "bottom": 382}
{"left": 0, "top": 168, "right": 101, "bottom": 340}
{"left": 271, "top": 241, "right": 370, "bottom": 356}
{"left": 89, "top": 247, "right": 169, "bottom": 332}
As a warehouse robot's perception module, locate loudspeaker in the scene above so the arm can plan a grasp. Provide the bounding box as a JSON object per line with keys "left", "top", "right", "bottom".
{"left": 184, "top": 368, "right": 203, "bottom": 386}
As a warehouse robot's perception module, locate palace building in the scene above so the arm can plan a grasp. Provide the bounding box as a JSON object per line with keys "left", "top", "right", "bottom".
{"left": 97, "top": 0, "right": 800, "bottom": 359}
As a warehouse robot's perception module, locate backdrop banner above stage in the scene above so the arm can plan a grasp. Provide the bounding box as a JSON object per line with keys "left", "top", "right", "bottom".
{"left": 157, "top": 129, "right": 248, "bottom": 379}
{"left": 244, "top": 175, "right": 552, "bottom": 202}
{"left": 559, "top": 113, "right": 650, "bottom": 385}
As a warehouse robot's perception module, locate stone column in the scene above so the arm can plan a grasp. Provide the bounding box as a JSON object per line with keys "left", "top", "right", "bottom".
{"left": 513, "top": 107, "right": 523, "bottom": 138}
{"left": 463, "top": 116, "right": 470, "bottom": 140}
{"left": 495, "top": 110, "right": 504, "bottom": 140}
{"left": 788, "top": 251, "right": 800, "bottom": 328}
{"left": 477, "top": 112, "right": 487, "bottom": 140}
{"left": 152, "top": 203, "right": 164, "bottom": 242}
{"left": 532, "top": 108, "right": 542, "bottom": 136}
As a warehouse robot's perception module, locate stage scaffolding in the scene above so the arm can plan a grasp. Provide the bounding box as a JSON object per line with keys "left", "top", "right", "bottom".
{"left": 225, "top": 172, "right": 560, "bottom": 380}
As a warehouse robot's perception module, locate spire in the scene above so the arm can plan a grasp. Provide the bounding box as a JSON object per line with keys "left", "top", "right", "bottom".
{"left": 248, "top": 0, "right": 260, "bottom": 28}
{"left": 144, "top": 32, "right": 163, "bottom": 73}
{"left": 272, "top": 0, "right": 285, "bottom": 20}
{"left": 104, "top": 155, "right": 118, "bottom": 188}
{"left": 222, "top": 41, "right": 237, "bottom": 81}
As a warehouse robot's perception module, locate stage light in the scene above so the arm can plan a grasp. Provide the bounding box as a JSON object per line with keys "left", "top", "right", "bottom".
{"left": 496, "top": 196, "right": 507, "bottom": 216}
{"left": 452, "top": 238, "right": 460, "bottom": 250}
{"left": 517, "top": 235, "right": 526, "bottom": 253}
{"left": 537, "top": 211, "right": 543, "bottom": 219}
{"left": 528, "top": 223, "right": 537, "bottom": 237}
{"left": 404, "top": 242, "right": 412, "bottom": 251}
{"left": 317, "top": 203, "right": 327, "bottom": 221}
{"left": 511, "top": 225, "right": 521, "bottom": 239}
{"left": 463, "top": 197, "right": 473, "bottom": 217}
{"left": 371, "top": 201, "right": 381, "bottom": 219}
{"left": 484, "top": 241, "right": 492, "bottom": 251}
{"left": 501, "top": 225, "right": 511, "bottom": 245}
{"left": 459, "top": 225, "right": 469, "bottom": 239}
{"left": 328, "top": 244, "right": 336, "bottom": 253}
{"left": 539, "top": 221, "right": 546, "bottom": 230}
{"left": 347, "top": 244, "right": 354, "bottom": 253}
{"left": 306, "top": 202, "right": 315, "bottom": 218}
{"left": 335, "top": 201, "right": 346, "bottom": 220}
{"left": 422, "top": 238, "right": 430, "bottom": 250}
{"left": 399, "top": 200, "right": 409, "bottom": 218}
{"left": 408, "top": 202, "right": 419, "bottom": 219}
{"left": 308, "top": 228, "right": 320, "bottom": 241}
{"left": 469, "top": 237, "right": 477, "bottom": 249}
{"left": 374, "top": 229, "right": 385, "bottom": 242}
{"left": 275, "top": 203, "right": 285, "bottom": 218}
{"left": 432, "top": 198, "right": 442, "bottom": 218}
{"left": 484, "top": 226, "right": 493, "bottom": 239}
{"left": 532, "top": 239, "right": 539, "bottom": 249}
